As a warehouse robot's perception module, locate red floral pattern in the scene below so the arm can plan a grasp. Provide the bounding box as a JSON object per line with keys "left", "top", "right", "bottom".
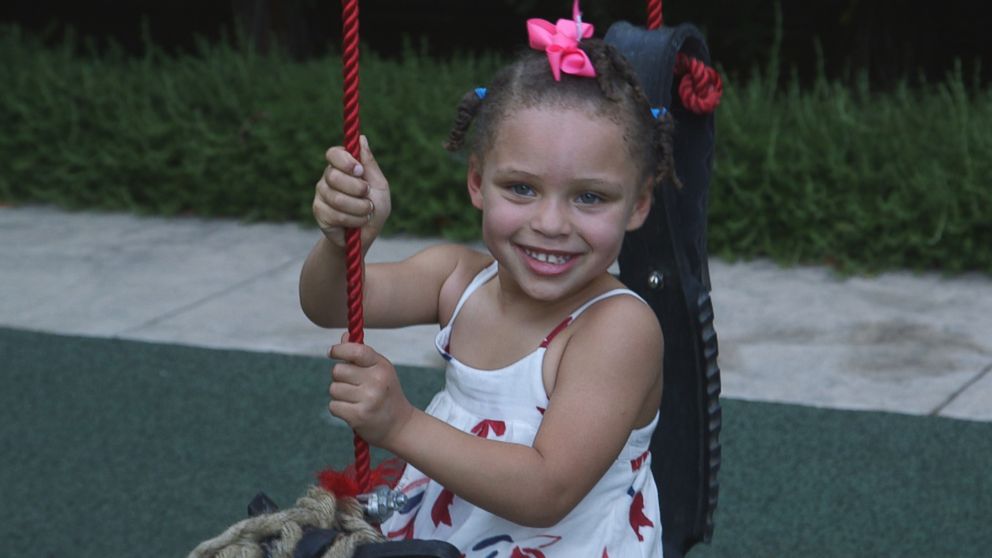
{"left": 628, "top": 490, "right": 654, "bottom": 542}
{"left": 386, "top": 514, "right": 416, "bottom": 540}
{"left": 431, "top": 488, "right": 456, "bottom": 527}
{"left": 471, "top": 419, "right": 506, "bottom": 438}
{"left": 630, "top": 449, "right": 650, "bottom": 472}
{"left": 511, "top": 547, "right": 546, "bottom": 558}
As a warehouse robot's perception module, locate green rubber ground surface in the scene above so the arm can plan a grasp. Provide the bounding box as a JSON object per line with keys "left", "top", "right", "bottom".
{"left": 1, "top": 327, "right": 989, "bottom": 557}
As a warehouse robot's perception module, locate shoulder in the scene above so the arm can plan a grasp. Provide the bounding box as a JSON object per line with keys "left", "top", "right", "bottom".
{"left": 568, "top": 291, "right": 663, "bottom": 356}
{"left": 553, "top": 288, "right": 663, "bottom": 391}
{"left": 410, "top": 245, "right": 492, "bottom": 325}
{"left": 365, "top": 243, "right": 491, "bottom": 327}
{"left": 545, "top": 289, "right": 663, "bottom": 426}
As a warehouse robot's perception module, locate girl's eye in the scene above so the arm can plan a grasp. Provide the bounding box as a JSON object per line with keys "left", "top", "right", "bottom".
{"left": 510, "top": 183, "right": 535, "bottom": 196}
{"left": 577, "top": 192, "right": 604, "bottom": 204}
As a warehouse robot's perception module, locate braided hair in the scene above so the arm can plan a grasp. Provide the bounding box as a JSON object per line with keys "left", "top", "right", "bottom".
{"left": 444, "top": 39, "right": 679, "bottom": 190}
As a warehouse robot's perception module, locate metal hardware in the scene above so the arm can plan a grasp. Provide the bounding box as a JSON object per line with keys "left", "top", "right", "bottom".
{"left": 358, "top": 486, "right": 408, "bottom": 523}
{"left": 648, "top": 270, "right": 665, "bottom": 290}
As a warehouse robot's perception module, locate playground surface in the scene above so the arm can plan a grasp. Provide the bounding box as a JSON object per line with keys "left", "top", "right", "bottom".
{"left": 1, "top": 205, "right": 991, "bottom": 556}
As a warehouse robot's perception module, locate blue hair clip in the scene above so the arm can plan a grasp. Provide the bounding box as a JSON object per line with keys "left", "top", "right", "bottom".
{"left": 651, "top": 107, "right": 668, "bottom": 119}
{"left": 475, "top": 87, "right": 488, "bottom": 100}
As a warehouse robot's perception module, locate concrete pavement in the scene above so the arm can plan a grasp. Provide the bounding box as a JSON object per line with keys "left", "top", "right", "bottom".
{"left": 2, "top": 205, "right": 990, "bottom": 421}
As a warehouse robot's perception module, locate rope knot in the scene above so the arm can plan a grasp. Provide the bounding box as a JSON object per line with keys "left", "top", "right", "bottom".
{"left": 675, "top": 53, "right": 723, "bottom": 114}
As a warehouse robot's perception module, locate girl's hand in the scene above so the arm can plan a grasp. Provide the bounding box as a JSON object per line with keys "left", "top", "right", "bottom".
{"left": 328, "top": 338, "right": 413, "bottom": 447}
{"left": 313, "top": 135, "right": 391, "bottom": 251}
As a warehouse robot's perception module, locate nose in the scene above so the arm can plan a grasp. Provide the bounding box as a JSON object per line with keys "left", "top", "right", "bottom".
{"left": 530, "top": 198, "right": 572, "bottom": 237}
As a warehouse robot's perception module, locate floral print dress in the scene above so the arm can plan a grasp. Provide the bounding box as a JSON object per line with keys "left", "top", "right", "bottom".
{"left": 380, "top": 262, "right": 662, "bottom": 557}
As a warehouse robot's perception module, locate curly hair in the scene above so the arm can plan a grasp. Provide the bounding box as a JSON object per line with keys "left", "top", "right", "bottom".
{"left": 444, "top": 39, "right": 679, "bottom": 190}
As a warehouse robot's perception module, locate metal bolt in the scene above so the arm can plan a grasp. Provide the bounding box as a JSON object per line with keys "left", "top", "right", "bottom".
{"left": 648, "top": 271, "right": 664, "bottom": 290}
{"left": 358, "top": 486, "right": 408, "bottom": 523}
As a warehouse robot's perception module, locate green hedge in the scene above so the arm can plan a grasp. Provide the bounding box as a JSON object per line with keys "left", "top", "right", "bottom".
{"left": 713, "top": 61, "right": 991, "bottom": 274}
{"left": 2, "top": 26, "right": 989, "bottom": 273}
{"left": 0, "top": 27, "right": 499, "bottom": 238}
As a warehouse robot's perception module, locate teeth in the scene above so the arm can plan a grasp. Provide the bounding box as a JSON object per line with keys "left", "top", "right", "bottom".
{"left": 524, "top": 249, "right": 572, "bottom": 265}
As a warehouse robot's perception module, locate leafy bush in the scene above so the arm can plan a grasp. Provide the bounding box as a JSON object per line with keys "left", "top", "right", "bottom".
{"left": 0, "top": 26, "right": 499, "bottom": 239}
{"left": 711, "top": 54, "right": 991, "bottom": 273}
{"left": 2, "top": 26, "right": 989, "bottom": 273}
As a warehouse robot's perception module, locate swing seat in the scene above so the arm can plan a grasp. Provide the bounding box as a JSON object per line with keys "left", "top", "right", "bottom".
{"left": 250, "top": 20, "right": 721, "bottom": 558}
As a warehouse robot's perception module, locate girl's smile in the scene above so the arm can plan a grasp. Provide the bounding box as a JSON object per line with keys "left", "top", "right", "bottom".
{"left": 468, "top": 106, "right": 652, "bottom": 304}
{"left": 517, "top": 244, "right": 580, "bottom": 276}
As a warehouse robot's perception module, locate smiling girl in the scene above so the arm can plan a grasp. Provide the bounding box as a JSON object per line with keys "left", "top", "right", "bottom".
{"left": 298, "top": 11, "right": 678, "bottom": 557}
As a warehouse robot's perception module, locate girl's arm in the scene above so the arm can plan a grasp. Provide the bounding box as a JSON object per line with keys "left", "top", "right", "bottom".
{"left": 302, "top": 239, "right": 484, "bottom": 328}
{"left": 330, "top": 295, "right": 663, "bottom": 527}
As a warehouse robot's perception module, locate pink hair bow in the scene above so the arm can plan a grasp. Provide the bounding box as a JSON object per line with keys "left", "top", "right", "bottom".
{"left": 526, "top": 4, "right": 595, "bottom": 81}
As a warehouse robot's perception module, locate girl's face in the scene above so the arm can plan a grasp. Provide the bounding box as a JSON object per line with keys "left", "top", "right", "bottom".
{"left": 468, "top": 106, "right": 652, "bottom": 304}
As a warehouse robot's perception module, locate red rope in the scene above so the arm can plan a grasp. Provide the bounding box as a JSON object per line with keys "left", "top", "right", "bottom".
{"left": 645, "top": 0, "right": 721, "bottom": 114}
{"left": 675, "top": 52, "right": 723, "bottom": 114}
{"left": 647, "top": 0, "right": 662, "bottom": 30}
{"left": 341, "top": 0, "right": 371, "bottom": 495}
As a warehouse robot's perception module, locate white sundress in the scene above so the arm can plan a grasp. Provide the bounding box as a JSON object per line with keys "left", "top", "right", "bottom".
{"left": 380, "top": 262, "right": 663, "bottom": 557}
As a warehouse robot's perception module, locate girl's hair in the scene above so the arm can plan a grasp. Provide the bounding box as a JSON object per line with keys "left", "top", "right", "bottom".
{"left": 444, "top": 39, "right": 679, "bottom": 189}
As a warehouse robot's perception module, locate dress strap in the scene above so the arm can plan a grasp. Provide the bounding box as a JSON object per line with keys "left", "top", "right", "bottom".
{"left": 446, "top": 261, "right": 498, "bottom": 328}
{"left": 539, "top": 288, "right": 647, "bottom": 348}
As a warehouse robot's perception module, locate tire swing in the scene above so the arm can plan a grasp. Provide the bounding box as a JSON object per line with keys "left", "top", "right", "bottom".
{"left": 188, "top": 1, "right": 722, "bottom": 557}
{"left": 605, "top": 1, "right": 722, "bottom": 556}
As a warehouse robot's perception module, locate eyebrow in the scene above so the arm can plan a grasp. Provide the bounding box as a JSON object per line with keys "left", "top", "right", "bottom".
{"left": 491, "top": 167, "right": 540, "bottom": 180}
{"left": 491, "top": 167, "right": 623, "bottom": 190}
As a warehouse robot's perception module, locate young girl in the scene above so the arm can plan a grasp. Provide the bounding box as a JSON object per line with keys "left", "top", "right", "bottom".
{"left": 299, "top": 14, "right": 678, "bottom": 557}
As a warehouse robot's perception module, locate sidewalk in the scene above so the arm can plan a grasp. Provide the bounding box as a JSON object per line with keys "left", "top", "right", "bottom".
{"left": 2, "top": 205, "right": 990, "bottom": 421}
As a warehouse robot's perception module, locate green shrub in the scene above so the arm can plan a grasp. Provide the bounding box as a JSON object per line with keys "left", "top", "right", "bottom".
{"left": 1, "top": 25, "right": 989, "bottom": 273}
{"left": 0, "top": 27, "right": 500, "bottom": 239}
{"left": 711, "top": 60, "right": 991, "bottom": 274}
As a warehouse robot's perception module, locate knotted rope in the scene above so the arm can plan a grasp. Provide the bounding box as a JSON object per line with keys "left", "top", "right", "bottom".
{"left": 646, "top": 0, "right": 722, "bottom": 114}
{"left": 674, "top": 52, "right": 722, "bottom": 114}
{"left": 188, "top": 487, "right": 384, "bottom": 558}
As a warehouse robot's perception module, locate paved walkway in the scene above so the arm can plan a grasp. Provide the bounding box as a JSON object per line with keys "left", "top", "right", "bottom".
{"left": 2, "top": 205, "right": 990, "bottom": 421}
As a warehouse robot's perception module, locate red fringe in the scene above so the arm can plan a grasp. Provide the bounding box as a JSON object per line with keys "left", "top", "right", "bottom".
{"left": 317, "top": 458, "right": 406, "bottom": 499}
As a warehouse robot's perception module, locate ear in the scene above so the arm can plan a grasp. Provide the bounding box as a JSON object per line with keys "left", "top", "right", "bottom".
{"left": 625, "top": 180, "right": 654, "bottom": 231}
{"left": 467, "top": 155, "right": 485, "bottom": 210}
